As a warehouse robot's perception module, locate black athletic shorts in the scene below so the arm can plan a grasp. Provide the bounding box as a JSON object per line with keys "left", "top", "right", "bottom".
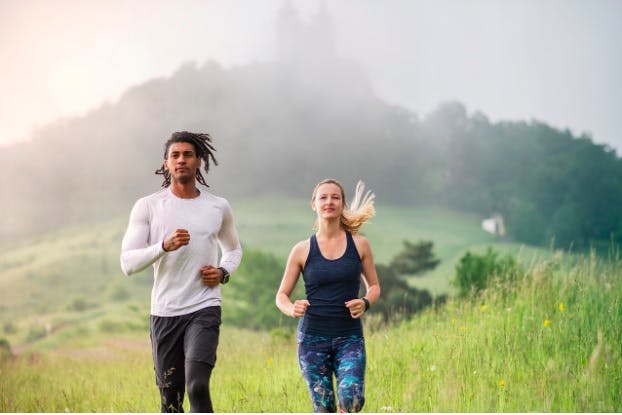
{"left": 150, "top": 306, "right": 221, "bottom": 388}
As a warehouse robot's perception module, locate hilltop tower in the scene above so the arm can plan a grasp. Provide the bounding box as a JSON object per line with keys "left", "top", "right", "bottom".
{"left": 275, "top": 0, "right": 336, "bottom": 63}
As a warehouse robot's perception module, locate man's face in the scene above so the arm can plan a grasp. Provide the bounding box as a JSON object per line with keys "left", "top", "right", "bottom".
{"left": 164, "top": 142, "right": 201, "bottom": 185}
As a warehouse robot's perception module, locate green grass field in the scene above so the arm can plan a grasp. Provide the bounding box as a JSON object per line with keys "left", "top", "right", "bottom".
{"left": 1, "top": 249, "right": 620, "bottom": 412}
{"left": 1, "top": 198, "right": 620, "bottom": 412}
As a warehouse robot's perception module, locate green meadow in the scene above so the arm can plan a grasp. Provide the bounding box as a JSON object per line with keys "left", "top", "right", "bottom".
{"left": 0, "top": 198, "right": 620, "bottom": 412}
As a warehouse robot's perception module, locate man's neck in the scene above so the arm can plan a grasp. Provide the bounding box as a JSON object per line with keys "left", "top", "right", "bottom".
{"left": 169, "top": 181, "right": 200, "bottom": 199}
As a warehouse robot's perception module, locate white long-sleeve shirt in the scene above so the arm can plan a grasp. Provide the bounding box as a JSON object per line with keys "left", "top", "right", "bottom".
{"left": 120, "top": 187, "right": 243, "bottom": 316}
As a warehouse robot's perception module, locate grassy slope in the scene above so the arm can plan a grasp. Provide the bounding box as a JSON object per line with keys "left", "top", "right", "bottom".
{"left": 0, "top": 197, "right": 547, "bottom": 347}
{"left": 1, "top": 251, "right": 620, "bottom": 412}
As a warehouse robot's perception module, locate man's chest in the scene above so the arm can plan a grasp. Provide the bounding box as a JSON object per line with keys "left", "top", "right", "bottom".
{"left": 150, "top": 201, "right": 224, "bottom": 239}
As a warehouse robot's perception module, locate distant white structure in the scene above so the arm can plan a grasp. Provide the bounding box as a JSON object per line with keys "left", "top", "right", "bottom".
{"left": 482, "top": 213, "right": 506, "bottom": 236}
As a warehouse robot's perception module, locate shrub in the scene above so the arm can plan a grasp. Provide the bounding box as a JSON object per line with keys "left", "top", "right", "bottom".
{"left": 0, "top": 337, "right": 11, "bottom": 350}
{"left": 25, "top": 326, "right": 47, "bottom": 343}
{"left": 108, "top": 283, "right": 131, "bottom": 302}
{"left": 67, "top": 297, "right": 97, "bottom": 312}
{"left": 3, "top": 321, "right": 17, "bottom": 334}
{"left": 0, "top": 337, "right": 12, "bottom": 362}
{"left": 453, "top": 247, "right": 519, "bottom": 298}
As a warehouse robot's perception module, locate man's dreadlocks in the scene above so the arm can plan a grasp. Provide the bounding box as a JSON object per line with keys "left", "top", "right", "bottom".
{"left": 155, "top": 131, "right": 218, "bottom": 188}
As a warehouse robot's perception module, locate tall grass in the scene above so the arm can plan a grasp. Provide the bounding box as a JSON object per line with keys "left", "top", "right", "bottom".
{"left": 1, "top": 251, "right": 620, "bottom": 412}
{"left": 365, "top": 249, "right": 621, "bottom": 412}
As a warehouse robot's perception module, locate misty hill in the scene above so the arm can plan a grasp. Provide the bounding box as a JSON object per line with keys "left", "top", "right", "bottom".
{"left": 0, "top": 50, "right": 417, "bottom": 238}
{"left": 1, "top": 5, "right": 621, "bottom": 249}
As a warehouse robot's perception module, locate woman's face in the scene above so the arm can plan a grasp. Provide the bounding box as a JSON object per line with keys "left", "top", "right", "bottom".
{"left": 312, "top": 182, "right": 344, "bottom": 220}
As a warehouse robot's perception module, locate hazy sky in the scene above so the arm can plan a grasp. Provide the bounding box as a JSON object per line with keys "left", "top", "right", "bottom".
{"left": 1, "top": 0, "right": 621, "bottom": 151}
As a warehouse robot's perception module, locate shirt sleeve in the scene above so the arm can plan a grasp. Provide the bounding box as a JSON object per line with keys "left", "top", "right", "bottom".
{"left": 120, "top": 198, "right": 166, "bottom": 276}
{"left": 217, "top": 199, "right": 243, "bottom": 273}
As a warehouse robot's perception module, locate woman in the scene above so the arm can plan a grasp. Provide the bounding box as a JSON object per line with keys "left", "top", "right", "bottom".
{"left": 276, "top": 179, "right": 381, "bottom": 413}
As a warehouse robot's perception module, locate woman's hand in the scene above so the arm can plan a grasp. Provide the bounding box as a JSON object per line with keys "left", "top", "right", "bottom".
{"left": 290, "top": 299, "right": 310, "bottom": 318}
{"left": 345, "top": 298, "right": 367, "bottom": 319}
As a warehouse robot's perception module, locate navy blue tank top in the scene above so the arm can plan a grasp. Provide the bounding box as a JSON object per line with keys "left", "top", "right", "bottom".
{"left": 298, "top": 231, "right": 363, "bottom": 337}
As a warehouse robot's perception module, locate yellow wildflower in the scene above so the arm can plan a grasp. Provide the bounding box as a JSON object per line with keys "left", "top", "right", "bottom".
{"left": 559, "top": 302, "right": 565, "bottom": 312}
{"left": 498, "top": 379, "right": 505, "bottom": 387}
{"left": 543, "top": 319, "right": 552, "bottom": 327}
{"left": 480, "top": 304, "right": 488, "bottom": 312}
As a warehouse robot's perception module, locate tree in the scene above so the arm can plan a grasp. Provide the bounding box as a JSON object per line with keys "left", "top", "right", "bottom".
{"left": 367, "top": 264, "right": 434, "bottom": 322}
{"left": 389, "top": 240, "right": 440, "bottom": 275}
{"left": 368, "top": 239, "right": 442, "bottom": 322}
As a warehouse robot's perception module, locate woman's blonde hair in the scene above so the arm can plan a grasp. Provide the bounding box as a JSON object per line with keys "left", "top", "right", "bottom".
{"left": 311, "top": 179, "right": 375, "bottom": 234}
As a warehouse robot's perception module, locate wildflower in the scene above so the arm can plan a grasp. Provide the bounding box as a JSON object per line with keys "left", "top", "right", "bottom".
{"left": 498, "top": 379, "right": 505, "bottom": 387}
{"left": 429, "top": 365, "right": 437, "bottom": 372}
{"left": 543, "top": 319, "right": 552, "bottom": 328}
{"left": 381, "top": 406, "right": 393, "bottom": 412}
{"left": 558, "top": 302, "right": 565, "bottom": 312}
{"left": 267, "top": 357, "right": 274, "bottom": 366}
{"left": 459, "top": 325, "right": 467, "bottom": 331}
{"left": 451, "top": 318, "right": 457, "bottom": 325}
{"left": 480, "top": 304, "right": 488, "bottom": 312}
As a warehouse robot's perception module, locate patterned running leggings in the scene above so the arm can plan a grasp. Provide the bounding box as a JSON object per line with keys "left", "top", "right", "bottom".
{"left": 297, "top": 333, "right": 366, "bottom": 413}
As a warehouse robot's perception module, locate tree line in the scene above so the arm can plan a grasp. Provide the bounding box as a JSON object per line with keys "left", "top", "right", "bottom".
{"left": 418, "top": 102, "right": 622, "bottom": 250}
{"left": 1, "top": 58, "right": 620, "bottom": 251}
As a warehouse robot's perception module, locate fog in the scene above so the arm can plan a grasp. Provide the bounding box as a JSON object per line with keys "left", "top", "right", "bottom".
{"left": 1, "top": 0, "right": 622, "bottom": 242}
{"left": 1, "top": 0, "right": 621, "bottom": 151}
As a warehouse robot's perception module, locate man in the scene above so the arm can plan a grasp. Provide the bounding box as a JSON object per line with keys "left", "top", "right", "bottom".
{"left": 120, "top": 131, "right": 242, "bottom": 412}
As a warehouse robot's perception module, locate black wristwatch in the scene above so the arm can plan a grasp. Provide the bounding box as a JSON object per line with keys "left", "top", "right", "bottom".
{"left": 218, "top": 267, "right": 230, "bottom": 284}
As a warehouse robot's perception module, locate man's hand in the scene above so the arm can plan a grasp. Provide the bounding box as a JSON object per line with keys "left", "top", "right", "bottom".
{"left": 200, "top": 265, "right": 223, "bottom": 287}
{"left": 162, "top": 229, "right": 190, "bottom": 252}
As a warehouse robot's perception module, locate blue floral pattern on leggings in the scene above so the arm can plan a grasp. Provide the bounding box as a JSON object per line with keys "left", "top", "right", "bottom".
{"left": 297, "top": 333, "right": 366, "bottom": 413}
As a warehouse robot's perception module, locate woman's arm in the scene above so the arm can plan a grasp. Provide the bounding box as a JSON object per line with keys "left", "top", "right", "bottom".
{"left": 346, "top": 235, "right": 381, "bottom": 318}
{"left": 276, "top": 240, "right": 310, "bottom": 318}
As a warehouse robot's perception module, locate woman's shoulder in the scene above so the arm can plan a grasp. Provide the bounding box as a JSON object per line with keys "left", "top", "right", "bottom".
{"left": 351, "top": 232, "right": 369, "bottom": 244}
{"left": 351, "top": 233, "right": 372, "bottom": 254}
{"left": 292, "top": 237, "right": 311, "bottom": 253}
{"left": 288, "top": 238, "right": 311, "bottom": 266}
